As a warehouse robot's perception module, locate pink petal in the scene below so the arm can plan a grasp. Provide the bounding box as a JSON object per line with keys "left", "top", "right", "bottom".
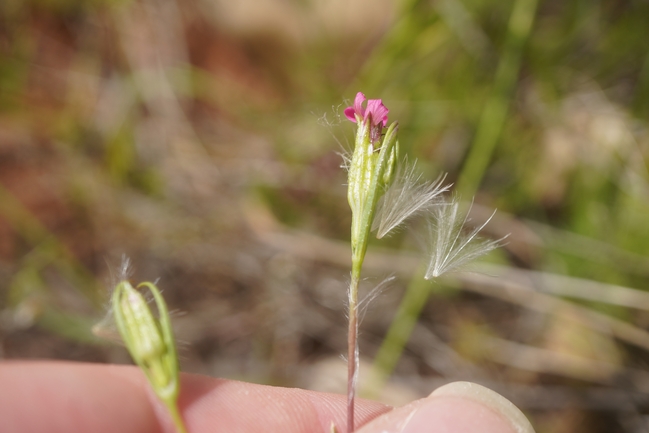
{"left": 366, "top": 99, "right": 389, "bottom": 127}
{"left": 344, "top": 107, "right": 358, "bottom": 122}
{"left": 344, "top": 92, "right": 367, "bottom": 123}
{"left": 353, "top": 92, "right": 366, "bottom": 116}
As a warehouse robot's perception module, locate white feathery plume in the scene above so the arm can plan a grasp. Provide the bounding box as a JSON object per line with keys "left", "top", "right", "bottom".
{"left": 373, "top": 158, "right": 451, "bottom": 238}
{"left": 92, "top": 255, "right": 134, "bottom": 342}
{"left": 338, "top": 149, "right": 352, "bottom": 173}
{"left": 357, "top": 275, "right": 396, "bottom": 322}
{"left": 425, "top": 199, "right": 501, "bottom": 278}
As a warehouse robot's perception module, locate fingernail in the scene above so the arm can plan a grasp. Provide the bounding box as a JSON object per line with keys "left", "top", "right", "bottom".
{"left": 401, "top": 381, "right": 534, "bottom": 433}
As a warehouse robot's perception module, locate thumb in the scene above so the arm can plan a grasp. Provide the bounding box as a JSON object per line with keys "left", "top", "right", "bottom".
{"left": 356, "top": 382, "right": 535, "bottom": 433}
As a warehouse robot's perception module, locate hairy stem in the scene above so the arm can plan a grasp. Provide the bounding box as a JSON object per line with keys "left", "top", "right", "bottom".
{"left": 348, "top": 225, "right": 368, "bottom": 433}
{"left": 347, "top": 271, "right": 360, "bottom": 433}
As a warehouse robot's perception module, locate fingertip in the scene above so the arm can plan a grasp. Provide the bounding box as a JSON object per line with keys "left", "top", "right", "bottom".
{"left": 429, "top": 382, "right": 534, "bottom": 433}
{"left": 0, "top": 361, "right": 391, "bottom": 433}
{"left": 356, "top": 382, "right": 534, "bottom": 433}
{"left": 177, "top": 373, "right": 390, "bottom": 433}
{"left": 0, "top": 361, "right": 159, "bottom": 433}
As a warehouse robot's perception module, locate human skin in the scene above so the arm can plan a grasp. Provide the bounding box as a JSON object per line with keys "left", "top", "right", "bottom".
{"left": 0, "top": 361, "right": 531, "bottom": 433}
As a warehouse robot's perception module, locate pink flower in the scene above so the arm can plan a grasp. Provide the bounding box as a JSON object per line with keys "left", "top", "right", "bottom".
{"left": 344, "top": 92, "right": 389, "bottom": 128}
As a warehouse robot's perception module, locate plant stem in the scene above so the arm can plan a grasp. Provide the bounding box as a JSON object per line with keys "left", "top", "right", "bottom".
{"left": 348, "top": 211, "right": 371, "bottom": 433}
{"left": 347, "top": 271, "right": 360, "bottom": 433}
{"left": 455, "top": 0, "right": 538, "bottom": 198}
{"left": 371, "top": 270, "right": 431, "bottom": 394}
{"left": 164, "top": 398, "right": 188, "bottom": 433}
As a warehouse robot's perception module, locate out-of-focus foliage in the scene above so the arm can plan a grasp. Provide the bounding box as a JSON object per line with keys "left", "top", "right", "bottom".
{"left": 1, "top": 0, "right": 649, "bottom": 431}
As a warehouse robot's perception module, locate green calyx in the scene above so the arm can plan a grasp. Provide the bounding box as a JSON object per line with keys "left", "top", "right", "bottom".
{"left": 347, "top": 119, "right": 399, "bottom": 269}
{"left": 112, "top": 280, "right": 187, "bottom": 433}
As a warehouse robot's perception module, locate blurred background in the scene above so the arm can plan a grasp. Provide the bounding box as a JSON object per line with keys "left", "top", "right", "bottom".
{"left": 2, "top": 0, "right": 649, "bottom": 431}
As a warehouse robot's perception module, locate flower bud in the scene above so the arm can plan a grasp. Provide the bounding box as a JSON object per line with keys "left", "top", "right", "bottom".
{"left": 112, "top": 280, "right": 179, "bottom": 402}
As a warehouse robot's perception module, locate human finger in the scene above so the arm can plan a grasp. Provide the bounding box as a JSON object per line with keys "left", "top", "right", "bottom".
{"left": 356, "top": 381, "right": 534, "bottom": 433}
{"left": 0, "top": 361, "right": 390, "bottom": 433}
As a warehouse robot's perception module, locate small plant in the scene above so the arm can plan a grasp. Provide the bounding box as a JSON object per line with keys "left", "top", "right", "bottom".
{"left": 95, "top": 259, "right": 187, "bottom": 433}
{"left": 341, "top": 92, "right": 499, "bottom": 432}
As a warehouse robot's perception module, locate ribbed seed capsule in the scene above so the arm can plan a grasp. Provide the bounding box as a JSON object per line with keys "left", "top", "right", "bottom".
{"left": 118, "top": 283, "right": 165, "bottom": 362}
{"left": 112, "top": 280, "right": 186, "bottom": 433}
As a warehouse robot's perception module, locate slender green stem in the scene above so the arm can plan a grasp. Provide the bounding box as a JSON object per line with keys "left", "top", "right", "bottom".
{"left": 455, "top": 0, "right": 538, "bottom": 198}
{"left": 163, "top": 397, "right": 189, "bottom": 433}
{"left": 348, "top": 195, "right": 374, "bottom": 433}
{"left": 371, "top": 269, "right": 432, "bottom": 394}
